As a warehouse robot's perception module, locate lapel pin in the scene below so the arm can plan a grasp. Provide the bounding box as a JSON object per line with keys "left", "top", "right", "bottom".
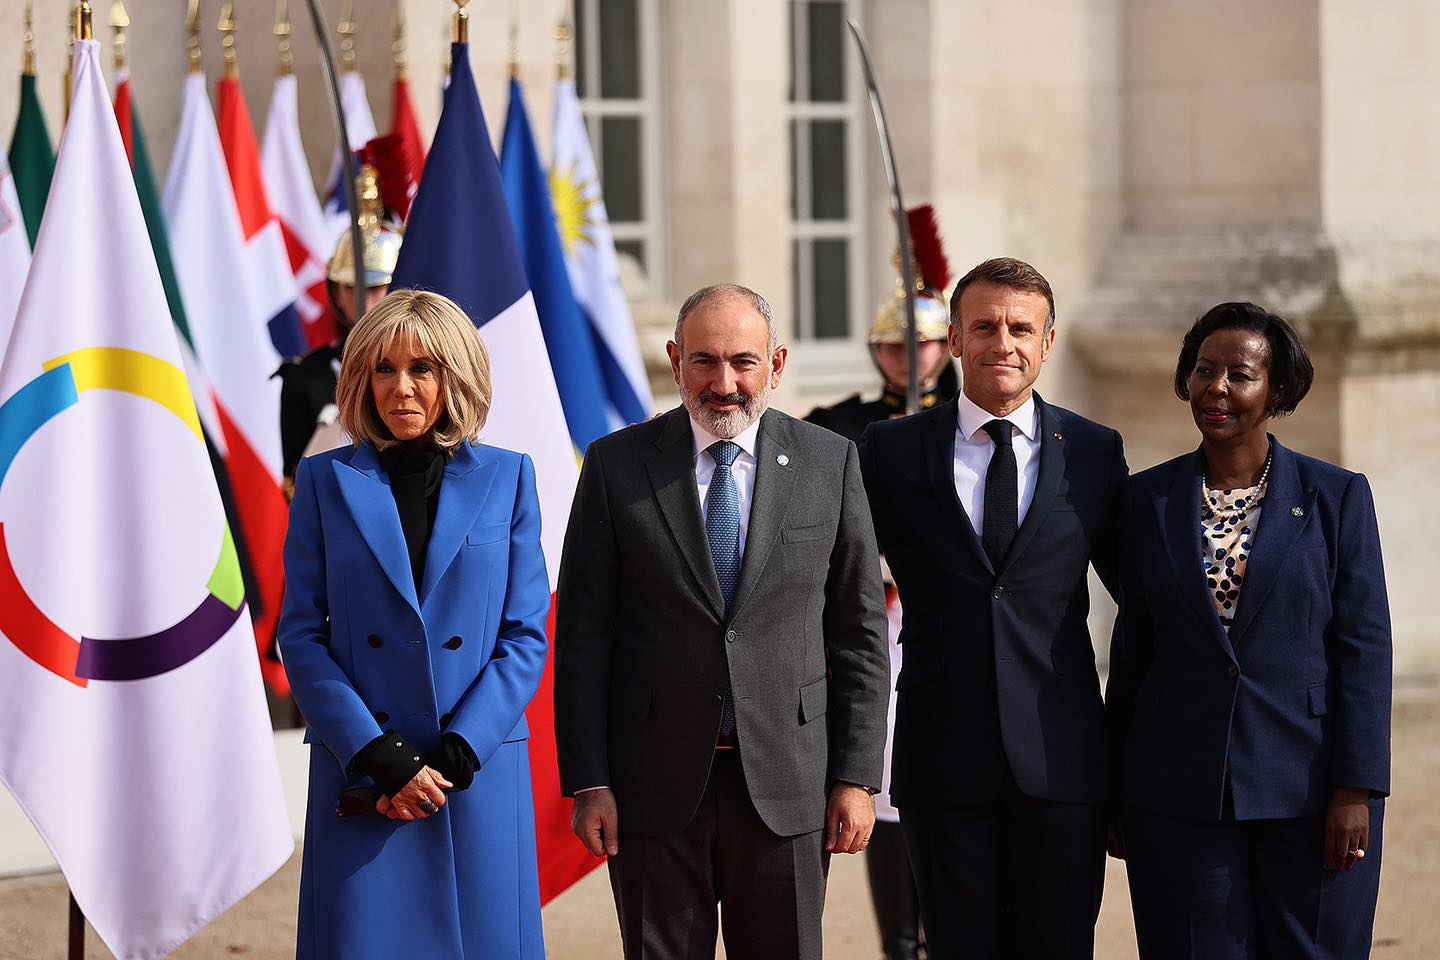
{"left": 1292, "top": 506, "right": 1304, "bottom": 517}
{"left": 777, "top": 454, "right": 790, "bottom": 466}
{"left": 1053, "top": 433, "right": 1064, "bottom": 441}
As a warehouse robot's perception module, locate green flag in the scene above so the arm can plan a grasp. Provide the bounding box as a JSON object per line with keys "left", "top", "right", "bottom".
{"left": 115, "top": 75, "right": 192, "bottom": 345}
{"left": 8, "top": 73, "right": 54, "bottom": 250}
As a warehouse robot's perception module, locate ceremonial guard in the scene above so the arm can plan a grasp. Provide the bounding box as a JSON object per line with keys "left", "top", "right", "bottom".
{"left": 275, "top": 165, "right": 402, "bottom": 493}
{"left": 805, "top": 205, "right": 956, "bottom": 960}
{"left": 806, "top": 206, "right": 957, "bottom": 439}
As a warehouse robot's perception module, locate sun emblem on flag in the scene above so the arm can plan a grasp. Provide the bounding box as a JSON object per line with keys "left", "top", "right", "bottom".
{"left": 549, "top": 161, "right": 597, "bottom": 257}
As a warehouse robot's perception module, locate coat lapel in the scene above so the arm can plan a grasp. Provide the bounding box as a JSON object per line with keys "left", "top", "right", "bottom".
{"left": 420, "top": 443, "right": 500, "bottom": 605}
{"left": 334, "top": 444, "right": 420, "bottom": 613}
{"left": 924, "top": 398, "right": 994, "bottom": 576}
{"left": 1226, "top": 441, "right": 1316, "bottom": 645}
{"left": 646, "top": 409, "right": 725, "bottom": 620}
{"left": 730, "top": 410, "right": 796, "bottom": 616}
{"left": 998, "top": 395, "right": 1064, "bottom": 574}
{"left": 1156, "top": 450, "right": 1233, "bottom": 658}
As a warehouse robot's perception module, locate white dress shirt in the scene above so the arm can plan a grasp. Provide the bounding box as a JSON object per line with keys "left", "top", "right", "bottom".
{"left": 953, "top": 391, "right": 1041, "bottom": 538}
{"left": 691, "top": 416, "right": 761, "bottom": 557}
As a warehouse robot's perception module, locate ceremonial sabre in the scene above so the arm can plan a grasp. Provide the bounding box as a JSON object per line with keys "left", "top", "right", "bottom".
{"left": 846, "top": 19, "right": 920, "bottom": 415}
{"left": 302, "top": 0, "right": 368, "bottom": 322}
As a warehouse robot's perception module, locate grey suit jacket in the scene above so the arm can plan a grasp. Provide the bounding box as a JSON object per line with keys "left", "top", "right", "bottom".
{"left": 554, "top": 406, "right": 890, "bottom": 838}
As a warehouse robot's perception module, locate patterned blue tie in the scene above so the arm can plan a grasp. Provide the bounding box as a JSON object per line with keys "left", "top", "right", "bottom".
{"left": 705, "top": 440, "right": 742, "bottom": 736}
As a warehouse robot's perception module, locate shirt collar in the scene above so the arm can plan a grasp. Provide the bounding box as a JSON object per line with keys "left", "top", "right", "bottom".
{"left": 956, "top": 390, "right": 1038, "bottom": 442}
{"left": 690, "top": 414, "right": 762, "bottom": 462}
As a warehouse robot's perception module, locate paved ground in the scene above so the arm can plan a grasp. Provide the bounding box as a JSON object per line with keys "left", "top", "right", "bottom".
{"left": 3, "top": 693, "right": 1437, "bottom": 959}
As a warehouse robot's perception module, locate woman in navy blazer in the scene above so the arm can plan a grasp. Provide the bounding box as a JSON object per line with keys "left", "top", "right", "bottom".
{"left": 1108, "top": 302, "right": 1391, "bottom": 959}
{"left": 279, "top": 291, "right": 549, "bottom": 958}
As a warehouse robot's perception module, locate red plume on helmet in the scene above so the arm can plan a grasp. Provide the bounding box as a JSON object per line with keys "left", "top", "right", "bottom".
{"left": 906, "top": 204, "right": 951, "bottom": 299}
{"left": 359, "top": 134, "right": 418, "bottom": 222}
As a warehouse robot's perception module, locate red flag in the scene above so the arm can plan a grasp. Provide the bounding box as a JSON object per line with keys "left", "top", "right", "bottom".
{"left": 390, "top": 77, "right": 427, "bottom": 220}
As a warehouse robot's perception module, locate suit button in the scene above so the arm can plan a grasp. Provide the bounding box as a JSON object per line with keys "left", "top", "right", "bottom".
{"left": 374, "top": 712, "right": 390, "bottom": 724}
{"left": 725, "top": 630, "right": 736, "bottom": 643}
{"left": 713, "top": 694, "right": 723, "bottom": 703}
{"left": 367, "top": 634, "right": 383, "bottom": 648}
{"left": 1228, "top": 663, "right": 1239, "bottom": 678}
{"left": 444, "top": 636, "right": 463, "bottom": 650}
{"left": 992, "top": 587, "right": 1005, "bottom": 599}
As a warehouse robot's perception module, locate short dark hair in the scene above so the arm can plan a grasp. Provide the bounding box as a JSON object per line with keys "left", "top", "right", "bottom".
{"left": 1173, "top": 302, "right": 1314, "bottom": 417}
{"left": 949, "top": 257, "right": 1056, "bottom": 332}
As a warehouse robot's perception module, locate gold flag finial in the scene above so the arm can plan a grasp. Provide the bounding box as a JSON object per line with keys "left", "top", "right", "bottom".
{"left": 338, "top": 0, "right": 357, "bottom": 72}
{"left": 275, "top": 0, "right": 293, "bottom": 76}
{"left": 65, "top": 5, "right": 78, "bottom": 119}
{"left": 110, "top": 1, "right": 129, "bottom": 70}
{"left": 76, "top": 1, "right": 93, "bottom": 41}
{"left": 556, "top": 15, "right": 572, "bottom": 81}
{"left": 218, "top": 1, "right": 238, "bottom": 79}
{"left": 393, "top": 1, "right": 407, "bottom": 79}
{"left": 186, "top": 0, "right": 202, "bottom": 74}
{"left": 22, "top": 3, "right": 37, "bottom": 76}
{"left": 454, "top": 0, "right": 470, "bottom": 45}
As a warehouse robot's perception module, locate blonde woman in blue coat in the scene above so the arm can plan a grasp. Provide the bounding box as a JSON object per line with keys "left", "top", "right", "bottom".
{"left": 279, "top": 290, "right": 549, "bottom": 958}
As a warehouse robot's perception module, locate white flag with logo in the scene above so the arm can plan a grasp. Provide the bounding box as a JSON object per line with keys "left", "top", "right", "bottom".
{"left": 0, "top": 40, "right": 291, "bottom": 960}
{"left": 0, "top": 150, "right": 29, "bottom": 349}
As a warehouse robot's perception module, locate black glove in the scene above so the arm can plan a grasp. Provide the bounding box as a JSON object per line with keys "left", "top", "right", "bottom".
{"left": 431, "top": 732, "right": 480, "bottom": 792}
{"left": 349, "top": 729, "right": 426, "bottom": 798}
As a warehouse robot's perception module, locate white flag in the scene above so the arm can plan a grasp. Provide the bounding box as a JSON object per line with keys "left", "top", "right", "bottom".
{"left": 550, "top": 79, "right": 654, "bottom": 428}
{"left": 262, "top": 73, "right": 333, "bottom": 343}
{"left": 0, "top": 150, "right": 29, "bottom": 349}
{"left": 322, "top": 71, "right": 378, "bottom": 241}
{"left": 0, "top": 40, "right": 291, "bottom": 960}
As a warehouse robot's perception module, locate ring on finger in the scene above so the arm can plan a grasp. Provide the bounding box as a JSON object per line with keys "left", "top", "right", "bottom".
{"left": 417, "top": 799, "right": 439, "bottom": 815}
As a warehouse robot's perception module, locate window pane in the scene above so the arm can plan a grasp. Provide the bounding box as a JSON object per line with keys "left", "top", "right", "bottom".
{"left": 810, "top": 120, "right": 847, "bottom": 220}
{"left": 601, "top": 115, "right": 643, "bottom": 222}
{"left": 806, "top": 1, "right": 845, "bottom": 103}
{"left": 575, "top": 0, "right": 589, "bottom": 98}
{"left": 812, "top": 238, "right": 850, "bottom": 339}
{"left": 789, "top": 120, "right": 801, "bottom": 221}
{"left": 614, "top": 239, "right": 646, "bottom": 271}
{"left": 600, "top": 0, "right": 641, "bottom": 99}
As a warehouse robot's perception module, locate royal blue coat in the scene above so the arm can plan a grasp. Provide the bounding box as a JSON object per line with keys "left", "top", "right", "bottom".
{"left": 279, "top": 440, "right": 549, "bottom": 959}
{"left": 1107, "top": 439, "right": 1392, "bottom": 821}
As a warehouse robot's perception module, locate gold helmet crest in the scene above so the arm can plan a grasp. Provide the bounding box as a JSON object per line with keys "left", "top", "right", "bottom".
{"left": 328, "top": 165, "right": 404, "bottom": 287}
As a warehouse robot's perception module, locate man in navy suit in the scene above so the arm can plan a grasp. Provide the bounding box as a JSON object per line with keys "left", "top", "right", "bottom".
{"left": 860, "top": 257, "right": 1126, "bottom": 959}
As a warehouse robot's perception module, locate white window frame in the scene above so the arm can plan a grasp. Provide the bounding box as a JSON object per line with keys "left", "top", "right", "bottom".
{"left": 788, "top": 0, "right": 868, "bottom": 372}
{"left": 574, "top": 0, "right": 667, "bottom": 300}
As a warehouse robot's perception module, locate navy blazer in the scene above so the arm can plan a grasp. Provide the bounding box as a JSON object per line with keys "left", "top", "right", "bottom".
{"left": 1108, "top": 439, "right": 1392, "bottom": 822}
{"left": 861, "top": 394, "right": 1126, "bottom": 807}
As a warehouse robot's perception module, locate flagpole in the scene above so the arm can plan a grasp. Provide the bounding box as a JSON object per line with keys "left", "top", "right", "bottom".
{"left": 109, "top": 1, "right": 129, "bottom": 72}
{"left": 274, "top": 0, "right": 294, "bottom": 76}
{"left": 67, "top": 13, "right": 96, "bottom": 960}
{"left": 22, "top": 2, "right": 37, "bottom": 76}
{"left": 302, "top": 0, "right": 368, "bottom": 323}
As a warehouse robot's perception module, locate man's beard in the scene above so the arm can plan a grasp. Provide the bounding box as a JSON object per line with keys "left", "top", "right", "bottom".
{"left": 682, "top": 383, "right": 770, "bottom": 439}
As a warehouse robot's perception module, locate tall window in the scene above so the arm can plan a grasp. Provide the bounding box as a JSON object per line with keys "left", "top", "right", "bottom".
{"left": 574, "top": 0, "right": 665, "bottom": 298}
{"left": 789, "top": 0, "right": 866, "bottom": 342}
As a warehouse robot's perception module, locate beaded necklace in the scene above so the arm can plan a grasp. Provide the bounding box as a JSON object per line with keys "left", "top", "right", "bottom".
{"left": 1202, "top": 444, "right": 1274, "bottom": 519}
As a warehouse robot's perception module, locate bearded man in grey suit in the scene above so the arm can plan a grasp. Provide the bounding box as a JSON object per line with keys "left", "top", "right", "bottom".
{"left": 555, "top": 283, "right": 891, "bottom": 960}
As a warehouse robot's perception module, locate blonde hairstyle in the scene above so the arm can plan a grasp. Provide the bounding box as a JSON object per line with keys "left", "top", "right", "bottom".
{"left": 336, "top": 289, "right": 492, "bottom": 453}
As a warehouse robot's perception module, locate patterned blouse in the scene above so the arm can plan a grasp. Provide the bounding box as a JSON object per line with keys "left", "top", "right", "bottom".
{"left": 1201, "top": 476, "right": 1269, "bottom": 631}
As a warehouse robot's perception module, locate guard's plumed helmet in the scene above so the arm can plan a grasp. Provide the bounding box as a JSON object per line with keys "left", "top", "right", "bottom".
{"left": 868, "top": 205, "right": 951, "bottom": 345}
{"left": 327, "top": 164, "right": 404, "bottom": 287}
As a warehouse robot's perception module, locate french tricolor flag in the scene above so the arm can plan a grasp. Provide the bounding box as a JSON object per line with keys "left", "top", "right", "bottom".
{"left": 163, "top": 73, "right": 292, "bottom": 696}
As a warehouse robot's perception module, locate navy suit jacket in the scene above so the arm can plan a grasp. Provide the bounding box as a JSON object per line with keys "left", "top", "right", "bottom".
{"left": 860, "top": 394, "right": 1126, "bottom": 807}
{"left": 1107, "top": 439, "right": 1392, "bottom": 821}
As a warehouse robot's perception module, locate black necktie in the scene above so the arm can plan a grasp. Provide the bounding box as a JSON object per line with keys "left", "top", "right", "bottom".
{"left": 981, "top": 419, "right": 1018, "bottom": 566}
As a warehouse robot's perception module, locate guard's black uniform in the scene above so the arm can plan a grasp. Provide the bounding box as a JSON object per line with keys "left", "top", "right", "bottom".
{"left": 275, "top": 344, "right": 342, "bottom": 482}
{"left": 805, "top": 381, "right": 946, "bottom": 444}
{"left": 805, "top": 371, "right": 955, "bottom": 960}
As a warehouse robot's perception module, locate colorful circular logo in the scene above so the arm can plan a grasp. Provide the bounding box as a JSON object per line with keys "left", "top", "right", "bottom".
{"left": 0, "top": 347, "right": 245, "bottom": 686}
